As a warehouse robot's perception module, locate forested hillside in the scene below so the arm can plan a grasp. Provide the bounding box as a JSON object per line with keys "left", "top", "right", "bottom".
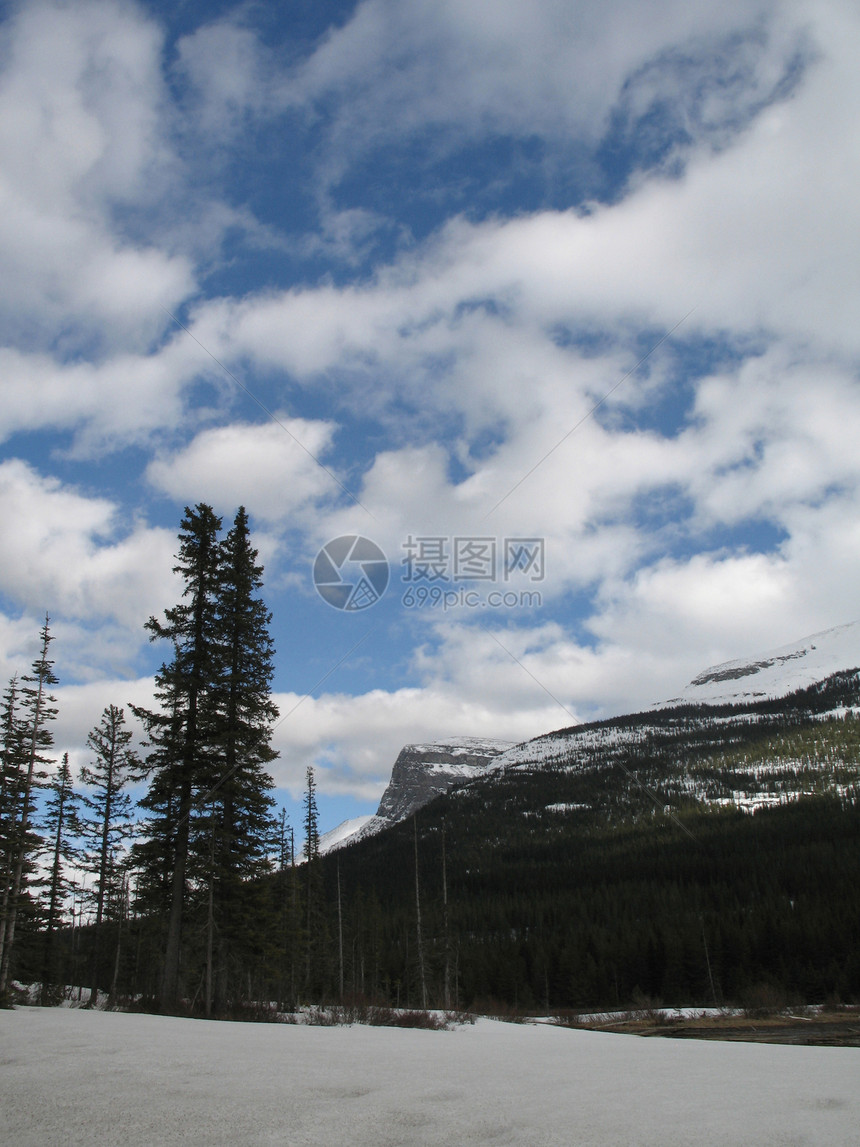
{"left": 319, "top": 674, "right": 860, "bottom": 1011}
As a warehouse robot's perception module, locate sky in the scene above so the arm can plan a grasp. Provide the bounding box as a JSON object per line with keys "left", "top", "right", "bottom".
{"left": 1, "top": 0, "right": 859, "bottom": 837}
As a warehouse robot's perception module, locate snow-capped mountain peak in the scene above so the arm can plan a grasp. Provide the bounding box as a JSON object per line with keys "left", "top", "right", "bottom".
{"left": 664, "top": 620, "right": 860, "bottom": 707}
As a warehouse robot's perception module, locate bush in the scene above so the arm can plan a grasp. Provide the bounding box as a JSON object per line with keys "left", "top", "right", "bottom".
{"left": 470, "top": 997, "right": 532, "bottom": 1023}
{"left": 627, "top": 989, "right": 666, "bottom": 1024}
{"left": 297, "top": 1003, "right": 473, "bottom": 1029}
{"left": 741, "top": 982, "right": 787, "bottom": 1018}
{"left": 369, "top": 1008, "right": 449, "bottom": 1030}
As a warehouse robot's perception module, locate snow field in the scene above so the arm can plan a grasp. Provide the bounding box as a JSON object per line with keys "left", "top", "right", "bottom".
{"left": 2, "top": 1007, "right": 858, "bottom": 1146}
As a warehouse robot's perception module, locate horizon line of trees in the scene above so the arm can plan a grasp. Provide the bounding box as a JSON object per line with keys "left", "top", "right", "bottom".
{"left": 4, "top": 507, "right": 860, "bottom": 1017}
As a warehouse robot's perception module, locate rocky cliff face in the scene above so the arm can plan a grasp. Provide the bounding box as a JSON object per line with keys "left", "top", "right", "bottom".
{"left": 374, "top": 738, "right": 516, "bottom": 824}
{"left": 325, "top": 738, "right": 516, "bottom": 850}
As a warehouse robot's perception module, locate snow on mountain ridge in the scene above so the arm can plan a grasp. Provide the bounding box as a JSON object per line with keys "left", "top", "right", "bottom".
{"left": 318, "top": 816, "right": 375, "bottom": 856}
{"left": 665, "top": 620, "right": 860, "bottom": 706}
{"left": 322, "top": 622, "right": 860, "bottom": 852}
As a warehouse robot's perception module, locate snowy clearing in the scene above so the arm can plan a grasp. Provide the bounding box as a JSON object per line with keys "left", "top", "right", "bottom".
{"left": 1, "top": 1007, "right": 858, "bottom": 1146}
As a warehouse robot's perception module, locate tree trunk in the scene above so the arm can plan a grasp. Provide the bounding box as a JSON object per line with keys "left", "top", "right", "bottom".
{"left": 414, "top": 814, "right": 427, "bottom": 1010}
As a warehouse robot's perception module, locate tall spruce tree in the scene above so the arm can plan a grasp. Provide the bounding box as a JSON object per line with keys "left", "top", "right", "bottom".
{"left": 303, "top": 765, "right": 325, "bottom": 997}
{"left": 130, "top": 665, "right": 183, "bottom": 992}
{"left": 0, "top": 675, "right": 26, "bottom": 997}
{"left": 39, "top": 753, "right": 81, "bottom": 1005}
{"left": 79, "top": 705, "right": 139, "bottom": 1003}
{"left": 0, "top": 618, "right": 58, "bottom": 1001}
{"left": 202, "top": 506, "right": 277, "bottom": 1012}
{"left": 134, "top": 505, "right": 223, "bottom": 1011}
{"left": 133, "top": 505, "right": 278, "bottom": 1013}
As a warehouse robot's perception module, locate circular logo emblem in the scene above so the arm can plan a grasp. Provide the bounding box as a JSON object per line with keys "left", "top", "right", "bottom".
{"left": 313, "top": 535, "right": 389, "bottom": 611}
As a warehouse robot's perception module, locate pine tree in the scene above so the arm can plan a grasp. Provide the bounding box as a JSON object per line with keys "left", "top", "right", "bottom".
{"left": 0, "top": 618, "right": 58, "bottom": 1001}
{"left": 133, "top": 505, "right": 278, "bottom": 1013}
{"left": 39, "top": 753, "right": 81, "bottom": 1005}
{"left": 273, "top": 809, "right": 301, "bottom": 1010}
{"left": 134, "top": 504, "right": 223, "bottom": 1011}
{"left": 0, "top": 675, "right": 26, "bottom": 985}
{"left": 203, "top": 506, "right": 277, "bottom": 1012}
{"left": 303, "top": 765, "right": 326, "bottom": 998}
{"left": 79, "top": 705, "right": 139, "bottom": 1003}
{"left": 130, "top": 671, "right": 183, "bottom": 984}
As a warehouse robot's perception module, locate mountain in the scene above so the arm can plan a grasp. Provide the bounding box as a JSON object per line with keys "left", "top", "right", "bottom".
{"left": 322, "top": 622, "right": 860, "bottom": 853}
{"left": 321, "top": 738, "right": 515, "bottom": 853}
{"left": 327, "top": 667, "right": 860, "bottom": 1011}
{"left": 470, "top": 666, "right": 860, "bottom": 815}
{"left": 372, "top": 738, "right": 516, "bottom": 823}
{"left": 662, "top": 620, "right": 860, "bottom": 707}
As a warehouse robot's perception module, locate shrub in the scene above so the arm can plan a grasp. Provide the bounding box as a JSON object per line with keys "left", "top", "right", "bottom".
{"left": 741, "top": 982, "right": 787, "bottom": 1018}
{"left": 470, "top": 997, "right": 532, "bottom": 1023}
{"left": 627, "top": 989, "right": 666, "bottom": 1023}
{"left": 369, "top": 1007, "right": 449, "bottom": 1029}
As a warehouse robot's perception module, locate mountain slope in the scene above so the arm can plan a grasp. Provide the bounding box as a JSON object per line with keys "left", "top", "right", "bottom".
{"left": 325, "top": 622, "right": 860, "bottom": 851}
{"left": 318, "top": 816, "right": 374, "bottom": 855}
{"left": 326, "top": 669, "right": 860, "bottom": 1010}
{"left": 662, "top": 620, "right": 860, "bottom": 707}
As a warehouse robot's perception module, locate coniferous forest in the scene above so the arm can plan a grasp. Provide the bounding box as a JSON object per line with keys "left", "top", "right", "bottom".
{"left": 1, "top": 507, "right": 859, "bottom": 1015}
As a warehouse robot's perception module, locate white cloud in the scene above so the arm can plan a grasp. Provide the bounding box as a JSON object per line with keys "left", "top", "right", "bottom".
{"left": 2, "top": 0, "right": 859, "bottom": 810}
{"left": 686, "top": 352, "right": 860, "bottom": 527}
{"left": 0, "top": 338, "right": 213, "bottom": 451}
{"left": 146, "top": 416, "right": 340, "bottom": 523}
{"left": 269, "top": 678, "right": 560, "bottom": 800}
{"left": 175, "top": 19, "right": 283, "bottom": 133}
{"left": 164, "top": 0, "right": 860, "bottom": 601}
{"left": 290, "top": 0, "right": 780, "bottom": 180}
{"left": 0, "top": 0, "right": 194, "bottom": 353}
{"left": 53, "top": 675, "right": 157, "bottom": 781}
{"left": 0, "top": 459, "right": 176, "bottom": 630}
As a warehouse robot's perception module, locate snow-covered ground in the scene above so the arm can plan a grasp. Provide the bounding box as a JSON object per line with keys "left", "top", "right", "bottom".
{"left": 2, "top": 1007, "right": 858, "bottom": 1146}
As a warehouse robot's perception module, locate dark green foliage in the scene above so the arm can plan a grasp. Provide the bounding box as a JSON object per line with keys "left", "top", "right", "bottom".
{"left": 133, "top": 503, "right": 224, "bottom": 1008}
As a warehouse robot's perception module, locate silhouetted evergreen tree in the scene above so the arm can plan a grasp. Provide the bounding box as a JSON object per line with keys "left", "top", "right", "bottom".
{"left": 39, "top": 753, "right": 80, "bottom": 1005}
{"left": 133, "top": 505, "right": 223, "bottom": 1011}
{"left": 79, "top": 705, "right": 139, "bottom": 1003}
{"left": 203, "top": 507, "right": 278, "bottom": 1012}
{"left": 303, "top": 766, "right": 327, "bottom": 997}
{"left": 132, "top": 505, "right": 278, "bottom": 1013}
{"left": 0, "top": 617, "right": 57, "bottom": 1001}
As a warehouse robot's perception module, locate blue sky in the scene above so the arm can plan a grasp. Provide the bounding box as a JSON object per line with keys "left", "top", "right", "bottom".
{"left": 2, "top": 0, "right": 860, "bottom": 839}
